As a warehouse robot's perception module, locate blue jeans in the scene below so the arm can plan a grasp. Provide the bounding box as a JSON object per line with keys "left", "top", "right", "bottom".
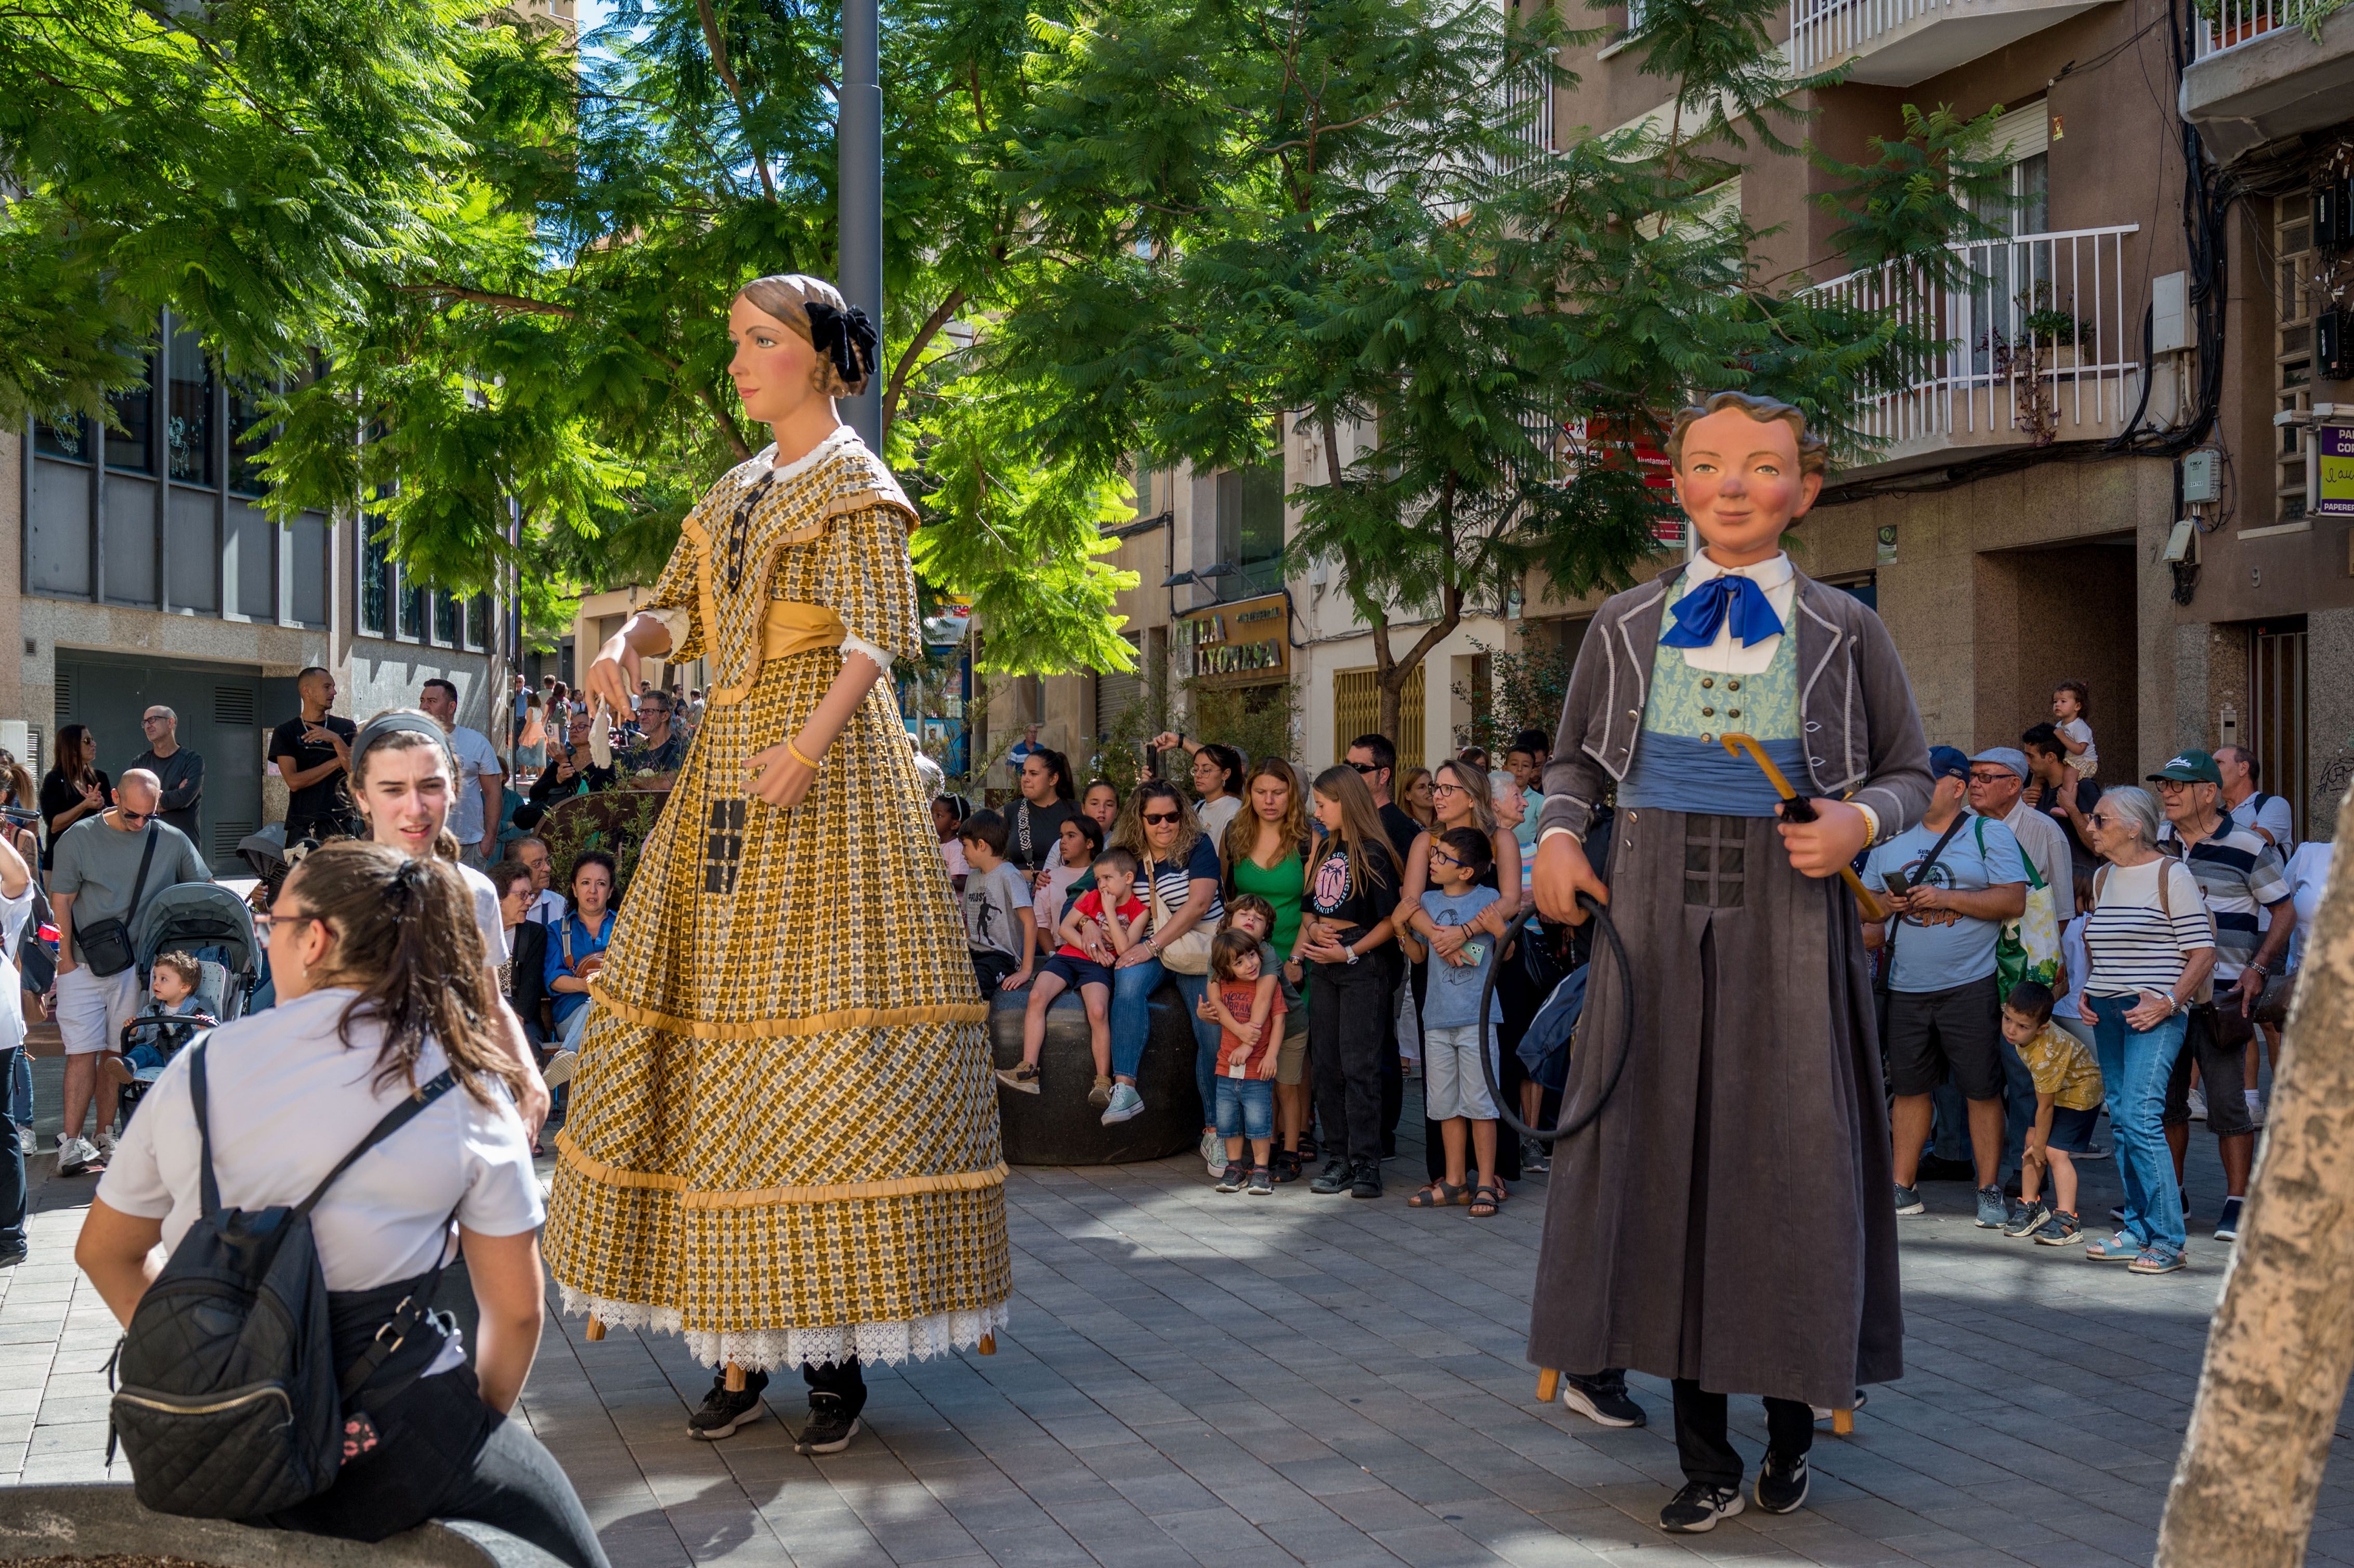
{"left": 8, "top": 1044, "right": 28, "bottom": 1127}
{"left": 1, "top": 1047, "right": 24, "bottom": 1253}
{"left": 2090, "top": 994, "right": 2188, "bottom": 1256}
{"left": 1215, "top": 1076, "right": 1274, "bottom": 1142}
{"left": 1109, "top": 956, "right": 1166, "bottom": 1082}
{"left": 1167, "top": 970, "right": 1220, "bottom": 1127}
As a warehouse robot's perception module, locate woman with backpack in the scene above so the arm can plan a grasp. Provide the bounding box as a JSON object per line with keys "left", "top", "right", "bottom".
{"left": 73, "top": 840, "right": 608, "bottom": 1567}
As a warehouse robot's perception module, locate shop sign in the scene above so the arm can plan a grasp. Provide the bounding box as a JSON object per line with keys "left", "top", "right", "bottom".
{"left": 2320, "top": 425, "right": 2354, "bottom": 517}
{"left": 1178, "top": 593, "right": 1290, "bottom": 686}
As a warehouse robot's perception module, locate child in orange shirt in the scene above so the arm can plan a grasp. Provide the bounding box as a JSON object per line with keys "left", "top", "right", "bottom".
{"left": 1205, "top": 929, "right": 1283, "bottom": 1194}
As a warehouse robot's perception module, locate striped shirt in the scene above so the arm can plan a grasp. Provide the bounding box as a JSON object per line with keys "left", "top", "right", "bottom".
{"left": 2157, "top": 812, "right": 2291, "bottom": 982}
{"left": 2084, "top": 859, "right": 2212, "bottom": 998}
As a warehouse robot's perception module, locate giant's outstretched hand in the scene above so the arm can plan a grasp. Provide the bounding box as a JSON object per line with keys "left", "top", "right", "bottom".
{"left": 1533, "top": 832, "right": 1608, "bottom": 926}
{"left": 1777, "top": 798, "right": 1871, "bottom": 879}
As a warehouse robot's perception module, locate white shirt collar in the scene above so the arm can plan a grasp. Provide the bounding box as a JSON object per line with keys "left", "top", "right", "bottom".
{"left": 1684, "top": 550, "right": 1794, "bottom": 590}
{"left": 756, "top": 425, "right": 860, "bottom": 483}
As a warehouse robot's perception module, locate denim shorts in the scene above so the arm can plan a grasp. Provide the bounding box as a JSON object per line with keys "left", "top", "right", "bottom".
{"left": 2044, "top": 1103, "right": 2101, "bottom": 1154}
{"left": 1039, "top": 952, "right": 1114, "bottom": 992}
{"left": 1214, "top": 1076, "right": 1274, "bottom": 1142}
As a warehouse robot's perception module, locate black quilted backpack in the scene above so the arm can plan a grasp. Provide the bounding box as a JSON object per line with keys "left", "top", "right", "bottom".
{"left": 107, "top": 1037, "right": 455, "bottom": 1518}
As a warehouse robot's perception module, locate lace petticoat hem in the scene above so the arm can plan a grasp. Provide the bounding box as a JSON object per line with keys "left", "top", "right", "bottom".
{"left": 558, "top": 1285, "right": 1009, "bottom": 1371}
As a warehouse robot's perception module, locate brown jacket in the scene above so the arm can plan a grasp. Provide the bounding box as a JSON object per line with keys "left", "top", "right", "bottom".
{"left": 1536, "top": 564, "right": 1933, "bottom": 846}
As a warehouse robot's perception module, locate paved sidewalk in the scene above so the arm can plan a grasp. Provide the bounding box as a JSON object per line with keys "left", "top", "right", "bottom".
{"left": 7, "top": 1054, "right": 2352, "bottom": 1567}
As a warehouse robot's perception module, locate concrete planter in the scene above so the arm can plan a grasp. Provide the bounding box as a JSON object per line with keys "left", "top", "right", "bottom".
{"left": 989, "top": 979, "right": 1204, "bottom": 1166}
{"left": 0, "top": 1485, "right": 563, "bottom": 1568}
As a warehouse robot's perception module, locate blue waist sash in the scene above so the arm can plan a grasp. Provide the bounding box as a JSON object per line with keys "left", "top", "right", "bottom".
{"left": 1618, "top": 731, "right": 1808, "bottom": 818}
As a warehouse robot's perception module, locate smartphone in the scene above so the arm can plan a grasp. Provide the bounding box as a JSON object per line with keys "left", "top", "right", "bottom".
{"left": 1879, "top": 868, "right": 1911, "bottom": 897}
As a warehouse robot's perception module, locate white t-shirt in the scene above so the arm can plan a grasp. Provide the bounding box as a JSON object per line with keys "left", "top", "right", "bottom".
{"left": 0, "top": 881, "right": 34, "bottom": 1053}
{"left": 2054, "top": 912, "right": 2090, "bottom": 1022}
{"left": 97, "top": 988, "right": 543, "bottom": 1291}
{"left": 525, "top": 888, "right": 567, "bottom": 929}
{"left": 2233, "top": 791, "right": 2296, "bottom": 855}
{"left": 1196, "top": 795, "right": 1244, "bottom": 845}
{"left": 459, "top": 861, "right": 508, "bottom": 967}
{"left": 446, "top": 725, "right": 504, "bottom": 846}
{"left": 2286, "top": 841, "right": 2333, "bottom": 973}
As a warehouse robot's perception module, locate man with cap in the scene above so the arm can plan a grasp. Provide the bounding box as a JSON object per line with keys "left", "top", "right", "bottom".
{"left": 1966, "top": 746, "right": 2072, "bottom": 1177}
{"left": 2150, "top": 749, "right": 2294, "bottom": 1242}
{"left": 1864, "top": 746, "right": 2029, "bottom": 1229}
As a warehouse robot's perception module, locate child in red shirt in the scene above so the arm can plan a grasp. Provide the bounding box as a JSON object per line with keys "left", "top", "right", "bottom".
{"left": 1204, "top": 929, "right": 1283, "bottom": 1194}
{"left": 998, "top": 848, "right": 1147, "bottom": 1104}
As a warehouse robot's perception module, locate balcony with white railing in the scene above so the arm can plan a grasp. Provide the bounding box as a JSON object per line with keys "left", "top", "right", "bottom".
{"left": 1787, "top": 0, "right": 2108, "bottom": 84}
{"left": 2181, "top": 0, "right": 2354, "bottom": 162}
{"left": 1811, "top": 224, "right": 2143, "bottom": 474}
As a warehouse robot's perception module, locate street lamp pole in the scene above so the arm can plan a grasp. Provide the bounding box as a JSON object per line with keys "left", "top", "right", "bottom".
{"left": 839, "top": 0, "right": 884, "bottom": 450}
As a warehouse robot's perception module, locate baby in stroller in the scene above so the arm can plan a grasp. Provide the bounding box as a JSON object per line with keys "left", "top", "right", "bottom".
{"left": 102, "top": 950, "right": 218, "bottom": 1089}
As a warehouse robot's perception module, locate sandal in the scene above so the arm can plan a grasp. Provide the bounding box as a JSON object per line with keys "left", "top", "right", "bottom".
{"left": 1407, "top": 1180, "right": 1469, "bottom": 1208}
{"left": 1469, "top": 1183, "right": 1503, "bottom": 1218}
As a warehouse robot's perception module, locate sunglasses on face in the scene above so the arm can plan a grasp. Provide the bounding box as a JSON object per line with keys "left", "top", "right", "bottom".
{"left": 1142, "top": 810, "right": 1181, "bottom": 825}
{"left": 1349, "top": 762, "right": 1378, "bottom": 774}
{"left": 116, "top": 808, "right": 154, "bottom": 825}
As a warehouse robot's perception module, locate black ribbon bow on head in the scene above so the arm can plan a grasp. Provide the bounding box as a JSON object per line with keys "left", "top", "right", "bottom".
{"left": 804, "top": 300, "right": 879, "bottom": 386}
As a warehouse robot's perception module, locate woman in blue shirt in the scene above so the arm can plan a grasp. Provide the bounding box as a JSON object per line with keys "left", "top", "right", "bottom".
{"left": 546, "top": 851, "right": 619, "bottom": 1054}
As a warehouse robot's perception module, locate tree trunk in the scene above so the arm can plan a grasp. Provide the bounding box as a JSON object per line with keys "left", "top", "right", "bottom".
{"left": 1377, "top": 679, "right": 1402, "bottom": 749}
{"left": 2155, "top": 793, "right": 2354, "bottom": 1567}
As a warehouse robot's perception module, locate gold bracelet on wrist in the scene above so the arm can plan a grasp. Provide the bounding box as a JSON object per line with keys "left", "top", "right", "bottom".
{"left": 788, "top": 738, "right": 822, "bottom": 770}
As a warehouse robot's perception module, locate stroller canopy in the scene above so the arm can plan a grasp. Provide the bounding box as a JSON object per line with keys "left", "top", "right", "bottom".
{"left": 134, "top": 881, "right": 260, "bottom": 981}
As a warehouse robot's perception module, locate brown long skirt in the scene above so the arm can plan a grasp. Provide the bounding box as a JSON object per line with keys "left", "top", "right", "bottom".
{"left": 1526, "top": 807, "right": 1903, "bottom": 1410}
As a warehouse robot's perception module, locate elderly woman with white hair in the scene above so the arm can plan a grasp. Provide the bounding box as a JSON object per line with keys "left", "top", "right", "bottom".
{"left": 2079, "top": 785, "right": 2215, "bottom": 1274}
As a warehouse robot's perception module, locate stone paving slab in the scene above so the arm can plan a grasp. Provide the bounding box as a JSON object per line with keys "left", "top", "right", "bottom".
{"left": 8, "top": 1051, "right": 2354, "bottom": 1566}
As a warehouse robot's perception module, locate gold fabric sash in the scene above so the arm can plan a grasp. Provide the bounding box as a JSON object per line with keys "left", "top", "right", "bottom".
{"left": 708, "top": 599, "right": 846, "bottom": 703}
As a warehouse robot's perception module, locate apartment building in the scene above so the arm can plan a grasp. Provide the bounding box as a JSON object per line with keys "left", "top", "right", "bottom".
{"left": 8, "top": 315, "right": 513, "bottom": 870}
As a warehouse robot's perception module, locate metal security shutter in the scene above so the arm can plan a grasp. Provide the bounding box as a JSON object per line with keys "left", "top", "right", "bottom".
{"left": 1096, "top": 668, "right": 1141, "bottom": 740}
{"left": 1985, "top": 101, "right": 2049, "bottom": 164}
{"left": 1331, "top": 664, "right": 1425, "bottom": 769}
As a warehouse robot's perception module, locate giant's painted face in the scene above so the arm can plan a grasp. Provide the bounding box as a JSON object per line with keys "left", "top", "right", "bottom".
{"left": 1673, "top": 407, "right": 1822, "bottom": 559}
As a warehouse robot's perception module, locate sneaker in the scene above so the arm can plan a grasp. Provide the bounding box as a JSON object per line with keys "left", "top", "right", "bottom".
{"left": 1974, "top": 1184, "right": 2009, "bottom": 1229}
{"left": 2186, "top": 1086, "right": 2207, "bottom": 1122}
{"left": 1089, "top": 1075, "right": 1114, "bottom": 1108}
{"left": 95, "top": 1129, "right": 117, "bottom": 1162}
{"left": 2129, "top": 1245, "right": 2186, "bottom": 1275}
{"left": 1520, "top": 1137, "right": 1550, "bottom": 1174}
{"left": 1560, "top": 1372, "right": 1645, "bottom": 1428}
{"left": 0, "top": 1243, "right": 26, "bottom": 1268}
{"left": 1350, "top": 1160, "right": 1383, "bottom": 1200}
{"left": 1310, "top": 1158, "right": 1353, "bottom": 1195}
{"left": 1658, "top": 1481, "right": 1745, "bottom": 1533}
{"left": 1247, "top": 1167, "right": 1273, "bottom": 1196}
{"left": 1754, "top": 1450, "right": 1809, "bottom": 1515}
{"left": 1100, "top": 1084, "right": 1145, "bottom": 1124}
{"left": 2215, "top": 1195, "right": 2244, "bottom": 1241}
{"left": 2035, "top": 1211, "right": 2084, "bottom": 1246}
{"left": 2005, "top": 1198, "right": 2052, "bottom": 1239}
{"left": 1200, "top": 1129, "right": 1225, "bottom": 1175}
{"left": 100, "top": 1054, "right": 135, "bottom": 1088}
{"left": 1893, "top": 1182, "right": 1925, "bottom": 1216}
{"left": 687, "top": 1368, "right": 769, "bottom": 1440}
{"left": 542, "top": 1049, "right": 579, "bottom": 1088}
{"left": 1214, "top": 1161, "right": 1247, "bottom": 1193}
{"left": 796, "top": 1391, "right": 861, "bottom": 1455}
{"left": 995, "top": 1062, "right": 1041, "bottom": 1095}
{"left": 2245, "top": 1089, "right": 2264, "bottom": 1128}
{"left": 16, "top": 1127, "right": 34, "bottom": 1157}
{"left": 55, "top": 1135, "right": 96, "bottom": 1177}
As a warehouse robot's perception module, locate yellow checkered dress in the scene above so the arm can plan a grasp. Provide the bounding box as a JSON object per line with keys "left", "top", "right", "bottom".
{"left": 542, "top": 429, "right": 1009, "bottom": 1370}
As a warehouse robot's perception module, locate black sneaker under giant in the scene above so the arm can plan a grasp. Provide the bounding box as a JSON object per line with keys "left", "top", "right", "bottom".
{"left": 1658, "top": 1481, "right": 1745, "bottom": 1533}
{"left": 1755, "top": 1449, "right": 1810, "bottom": 1514}
{"left": 796, "top": 1391, "right": 862, "bottom": 1455}
{"left": 687, "top": 1368, "right": 769, "bottom": 1441}
{"left": 1559, "top": 1372, "right": 1645, "bottom": 1428}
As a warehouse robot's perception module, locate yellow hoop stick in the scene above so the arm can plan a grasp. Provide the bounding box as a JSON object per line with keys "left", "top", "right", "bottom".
{"left": 1718, "top": 734, "right": 1890, "bottom": 924}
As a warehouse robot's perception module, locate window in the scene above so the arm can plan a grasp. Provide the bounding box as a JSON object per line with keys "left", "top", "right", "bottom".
{"left": 360, "top": 524, "right": 393, "bottom": 636}
{"left": 165, "top": 321, "right": 213, "bottom": 485}
{"left": 466, "top": 595, "right": 492, "bottom": 650}
{"left": 35, "top": 417, "right": 87, "bottom": 462}
{"left": 228, "top": 378, "right": 273, "bottom": 495}
{"left": 2276, "top": 194, "right": 2314, "bottom": 524}
{"left": 1214, "top": 464, "right": 1284, "bottom": 603}
{"left": 106, "top": 358, "right": 154, "bottom": 472}
{"left": 434, "top": 590, "right": 462, "bottom": 646}
{"left": 399, "top": 573, "right": 426, "bottom": 639}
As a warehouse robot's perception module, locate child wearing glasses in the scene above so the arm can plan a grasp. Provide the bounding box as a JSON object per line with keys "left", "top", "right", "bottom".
{"left": 1406, "top": 829, "right": 1513, "bottom": 1217}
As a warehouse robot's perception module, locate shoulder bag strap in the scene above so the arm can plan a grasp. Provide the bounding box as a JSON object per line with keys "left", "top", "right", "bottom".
{"left": 294, "top": 1069, "right": 459, "bottom": 1218}
{"left": 189, "top": 1037, "right": 221, "bottom": 1218}
{"left": 1883, "top": 812, "right": 1971, "bottom": 972}
{"left": 123, "top": 824, "right": 160, "bottom": 934}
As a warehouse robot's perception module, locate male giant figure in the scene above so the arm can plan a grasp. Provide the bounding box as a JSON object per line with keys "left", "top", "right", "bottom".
{"left": 1529, "top": 393, "right": 1932, "bottom": 1533}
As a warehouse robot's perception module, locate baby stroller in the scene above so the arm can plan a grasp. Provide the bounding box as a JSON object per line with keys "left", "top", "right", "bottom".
{"left": 114, "top": 882, "right": 263, "bottom": 1116}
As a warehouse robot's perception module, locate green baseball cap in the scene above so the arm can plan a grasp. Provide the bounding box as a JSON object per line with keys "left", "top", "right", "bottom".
{"left": 2148, "top": 749, "right": 2222, "bottom": 785}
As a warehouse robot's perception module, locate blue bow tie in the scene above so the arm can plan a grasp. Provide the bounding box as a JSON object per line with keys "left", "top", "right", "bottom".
{"left": 1660, "top": 572, "right": 1784, "bottom": 649}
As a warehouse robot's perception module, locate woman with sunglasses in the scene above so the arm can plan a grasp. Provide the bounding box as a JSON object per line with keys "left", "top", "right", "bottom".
{"left": 1101, "top": 782, "right": 1224, "bottom": 1142}
{"left": 76, "top": 842, "right": 608, "bottom": 1568}
{"left": 1396, "top": 759, "right": 1524, "bottom": 1195}
{"left": 40, "top": 724, "right": 111, "bottom": 871}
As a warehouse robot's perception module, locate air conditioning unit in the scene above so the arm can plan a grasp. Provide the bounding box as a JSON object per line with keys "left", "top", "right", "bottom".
{"left": 2321, "top": 309, "right": 2353, "bottom": 382}
{"left": 2319, "top": 177, "right": 2354, "bottom": 254}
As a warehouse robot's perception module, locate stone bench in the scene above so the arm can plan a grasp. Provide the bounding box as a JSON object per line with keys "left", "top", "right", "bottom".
{"left": 0, "top": 1484, "right": 560, "bottom": 1568}
{"left": 988, "top": 980, "right": 1201, "bottom": 1166}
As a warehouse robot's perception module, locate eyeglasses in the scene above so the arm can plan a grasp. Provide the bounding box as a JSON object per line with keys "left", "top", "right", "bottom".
{"left": 2088, "top": 813, "right": 2120, "bottom": 826}
{"left": 1431, "top": 782, "right": 1467, "bottom": 797}
{"left": 140, "top": 715, "right": 169, "bottom": 726}
{"left": 1142, "top": 810, "right": 1181, "bottom": 825}
{"left": 1966, "top": 771, "right": 2012, "bottom": 784}
{"left": 262, "top": 910, "right": 318, "bottom": 930}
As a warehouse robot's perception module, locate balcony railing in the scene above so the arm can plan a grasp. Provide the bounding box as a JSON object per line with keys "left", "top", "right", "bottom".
{"left": 2193, "top": 0, "right": 2330, "bottom": 57}
{"left": 1787, "top": 0, "right": 2105, "bottom": 81}
{"left": 1810, "top": 224, "right": 2142, "bottom": 455}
